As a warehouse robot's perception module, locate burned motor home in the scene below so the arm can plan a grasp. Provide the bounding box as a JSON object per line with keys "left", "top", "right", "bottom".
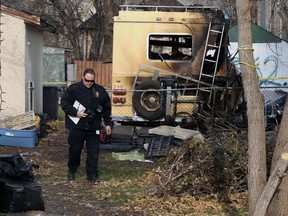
{"left": 111, "top": 5, "right": 242, "bottom": 129}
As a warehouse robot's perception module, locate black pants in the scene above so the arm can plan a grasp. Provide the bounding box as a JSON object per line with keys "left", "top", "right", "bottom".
{"left": 67, "top": 128, "right": 100, "bottom": 179}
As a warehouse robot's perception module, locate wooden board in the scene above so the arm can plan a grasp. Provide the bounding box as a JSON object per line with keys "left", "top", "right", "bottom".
{"left": 148, "top": 125, "right": 204, "bottom": 141}
{"left": 0, "top": 111, "right": 36, "bottom": 130}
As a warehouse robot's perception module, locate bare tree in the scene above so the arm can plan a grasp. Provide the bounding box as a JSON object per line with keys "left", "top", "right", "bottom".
{"left": 258, "top": 4, "right": 288, "bottom": 216}
{"left": 264, "top": 100, "right": 288, "bottom": 215}
{"left": 87, "top": 0, "right": 118, "bottom": 61}
{"left": 21, "top": 0, "right": 119, "bottom": 61}
{"left": 235, "top": 0, "right": 267, "bottom": 215}
{"left": 249, "top": 1, "right": 288, "bottom": 215}
{"left": 253, "top": 99, "right": 288, "bottom": 215}
{"left": 276, "top": 0, "right": 288, "bottom": 40}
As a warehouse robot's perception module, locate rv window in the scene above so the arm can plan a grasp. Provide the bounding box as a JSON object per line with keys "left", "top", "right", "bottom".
{"left": 148, "top": 34, "right": 192, "bottom": 61}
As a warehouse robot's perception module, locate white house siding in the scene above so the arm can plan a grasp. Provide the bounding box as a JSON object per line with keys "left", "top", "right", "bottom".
{"left": 0, "top": 13, "right": 26, "bottom": 117}
{"left": 0, "top": 5, "right": 44, "bottom": 118}
{"left": 229, "top": 42, "right": 288, "bottom": 87}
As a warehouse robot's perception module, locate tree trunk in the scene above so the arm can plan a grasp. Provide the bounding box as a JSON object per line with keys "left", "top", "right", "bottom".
{"left": 267, "top": 99, "right": 288, "bottom": 215}
{"left": 276, "top": 0, "right": 288, "bottom": 40}
{"left": 88, "top": 0, "right": 118, "bottom": 61}
{"left": 253, "top": 141, "right": 288, "bottom": 216}
{"left": 235, "top": 0, "right": 266, "bottom": 215}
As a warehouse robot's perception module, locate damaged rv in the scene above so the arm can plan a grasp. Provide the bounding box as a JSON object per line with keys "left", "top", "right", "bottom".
{"left": 111, "top": 5, "right": 241, "bottom": 126}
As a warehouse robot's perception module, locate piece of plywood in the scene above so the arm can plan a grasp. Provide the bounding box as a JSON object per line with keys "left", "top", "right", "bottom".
{"left": 0, "top": 111, "right": 36, "bottom": 130}
{"left": 148, "top": 125, "right": 204, "bottom": 141}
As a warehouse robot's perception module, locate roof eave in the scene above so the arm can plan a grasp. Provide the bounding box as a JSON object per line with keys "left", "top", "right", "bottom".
{"left": 1, "top": 4, "right": 40, "bottom": 26}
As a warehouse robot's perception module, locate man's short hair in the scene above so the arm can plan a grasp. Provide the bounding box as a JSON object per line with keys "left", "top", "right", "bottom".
{"left": 83, "top": 68, "right": 96, "bottom": 76}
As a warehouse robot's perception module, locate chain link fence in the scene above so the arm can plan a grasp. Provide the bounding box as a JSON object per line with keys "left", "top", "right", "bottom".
{"left": 108, "top": 86, "right": 242, "bottom": 131}
{"left": 108, "top": 86, "right": 288, "bottom": 131}
{"left": 58, "top": 84, "right": 287, "bottom": 131}
{"left": 261, "top": 86, "right": 287, "bottom": 128}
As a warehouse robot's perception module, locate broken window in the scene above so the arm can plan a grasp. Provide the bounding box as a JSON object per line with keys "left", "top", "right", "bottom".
{"left": 148, "top": 34, "right": 193, "bottom": 61}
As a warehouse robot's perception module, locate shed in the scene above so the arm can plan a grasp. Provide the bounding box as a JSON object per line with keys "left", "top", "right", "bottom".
{"left": 228, "top": 23, "right": 288, "bottom": 87}
{"left": 43, "top": 46, "right": 68, "bottom": 87}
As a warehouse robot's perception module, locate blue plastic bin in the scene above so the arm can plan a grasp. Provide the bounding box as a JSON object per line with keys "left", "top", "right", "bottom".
{"left": 0, "top": 128, "right": 38, "bottom": 148}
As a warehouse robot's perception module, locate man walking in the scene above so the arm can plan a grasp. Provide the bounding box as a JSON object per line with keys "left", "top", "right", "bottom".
{"left": 61, "top": 68, "right": 111, "bottom": 182}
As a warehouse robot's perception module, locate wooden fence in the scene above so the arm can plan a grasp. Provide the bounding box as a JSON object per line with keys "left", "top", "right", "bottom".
{"left": 74, "top": 61, "right": 112, "bottom": 89}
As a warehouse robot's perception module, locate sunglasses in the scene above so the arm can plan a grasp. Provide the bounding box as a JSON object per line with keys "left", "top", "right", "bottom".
{"left": 84, "top": 78, "right": 94, "bottom": 83}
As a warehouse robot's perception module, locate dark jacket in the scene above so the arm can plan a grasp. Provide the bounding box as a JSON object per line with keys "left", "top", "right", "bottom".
{"left": 60, "top": 81, "right": 111, "bottom": 131}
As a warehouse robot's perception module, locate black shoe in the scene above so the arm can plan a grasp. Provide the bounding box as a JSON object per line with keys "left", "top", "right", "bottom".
{"left": 87, "top": 176, "right": 99, "bottom": 182}
{"left": 67, "top": 172, "right": 75, "bottom": 181}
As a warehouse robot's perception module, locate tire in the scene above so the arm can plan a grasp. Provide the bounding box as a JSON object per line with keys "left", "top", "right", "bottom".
{"left": 132, "top": 80, "right": 166, "bottom": 120}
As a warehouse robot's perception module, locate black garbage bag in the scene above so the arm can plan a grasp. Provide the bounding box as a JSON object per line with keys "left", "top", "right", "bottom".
{"left": 0, "top": 154, "right": 45, "bottom": 213}
{"left": 0, "top": 154, "right": 37, "bottom": 182}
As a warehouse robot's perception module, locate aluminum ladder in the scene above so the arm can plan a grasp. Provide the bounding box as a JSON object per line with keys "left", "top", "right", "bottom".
{"left": 195, "top": 22, "right": 225, "bottom": 103}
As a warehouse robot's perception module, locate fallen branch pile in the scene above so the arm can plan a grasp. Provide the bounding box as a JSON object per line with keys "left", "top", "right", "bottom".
{"left": 152, "top": 130, "right": 249, "bottom": 199}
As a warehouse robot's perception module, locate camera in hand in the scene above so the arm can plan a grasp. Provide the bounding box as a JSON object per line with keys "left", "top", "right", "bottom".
{"left": 85, "top": 105, "right": 103, "bottom": 123}
{"left": 86, "top": 110, "right": 97, "bottom": 123}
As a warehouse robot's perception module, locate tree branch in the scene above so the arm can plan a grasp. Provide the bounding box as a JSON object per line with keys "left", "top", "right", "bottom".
{"left": 253, "top": 142, "right": 288, "bottom": 216}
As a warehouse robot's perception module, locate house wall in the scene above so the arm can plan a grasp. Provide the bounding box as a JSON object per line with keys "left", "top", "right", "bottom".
{"left": 0, "top": 10, "right": 43, "bottom": 118}
{"left": 229, "top": 41, "right": 288, "bottom": 87}
{"left": 0, "top": 13, "right": 26, "bottom": 117}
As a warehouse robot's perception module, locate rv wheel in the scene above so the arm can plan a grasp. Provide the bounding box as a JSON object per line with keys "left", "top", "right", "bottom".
{"left": 132, "top": 80, "right": 166, "bottom": 120}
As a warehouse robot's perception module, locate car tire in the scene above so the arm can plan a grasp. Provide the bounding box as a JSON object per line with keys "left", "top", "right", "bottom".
{"left": 132, "top": 80, "right": 166, "bottom": 120}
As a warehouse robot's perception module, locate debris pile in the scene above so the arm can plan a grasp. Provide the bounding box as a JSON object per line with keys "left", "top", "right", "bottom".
{"left": 151, "top": 130, "right": 248, "bottom": 199}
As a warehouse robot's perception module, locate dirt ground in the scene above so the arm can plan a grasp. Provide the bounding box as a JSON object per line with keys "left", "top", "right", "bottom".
{"left": 2, "top": 120, "right": 274, "bottom": 215}
{"left": 0, "top": 121, "right": 156, "bottom": 216}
